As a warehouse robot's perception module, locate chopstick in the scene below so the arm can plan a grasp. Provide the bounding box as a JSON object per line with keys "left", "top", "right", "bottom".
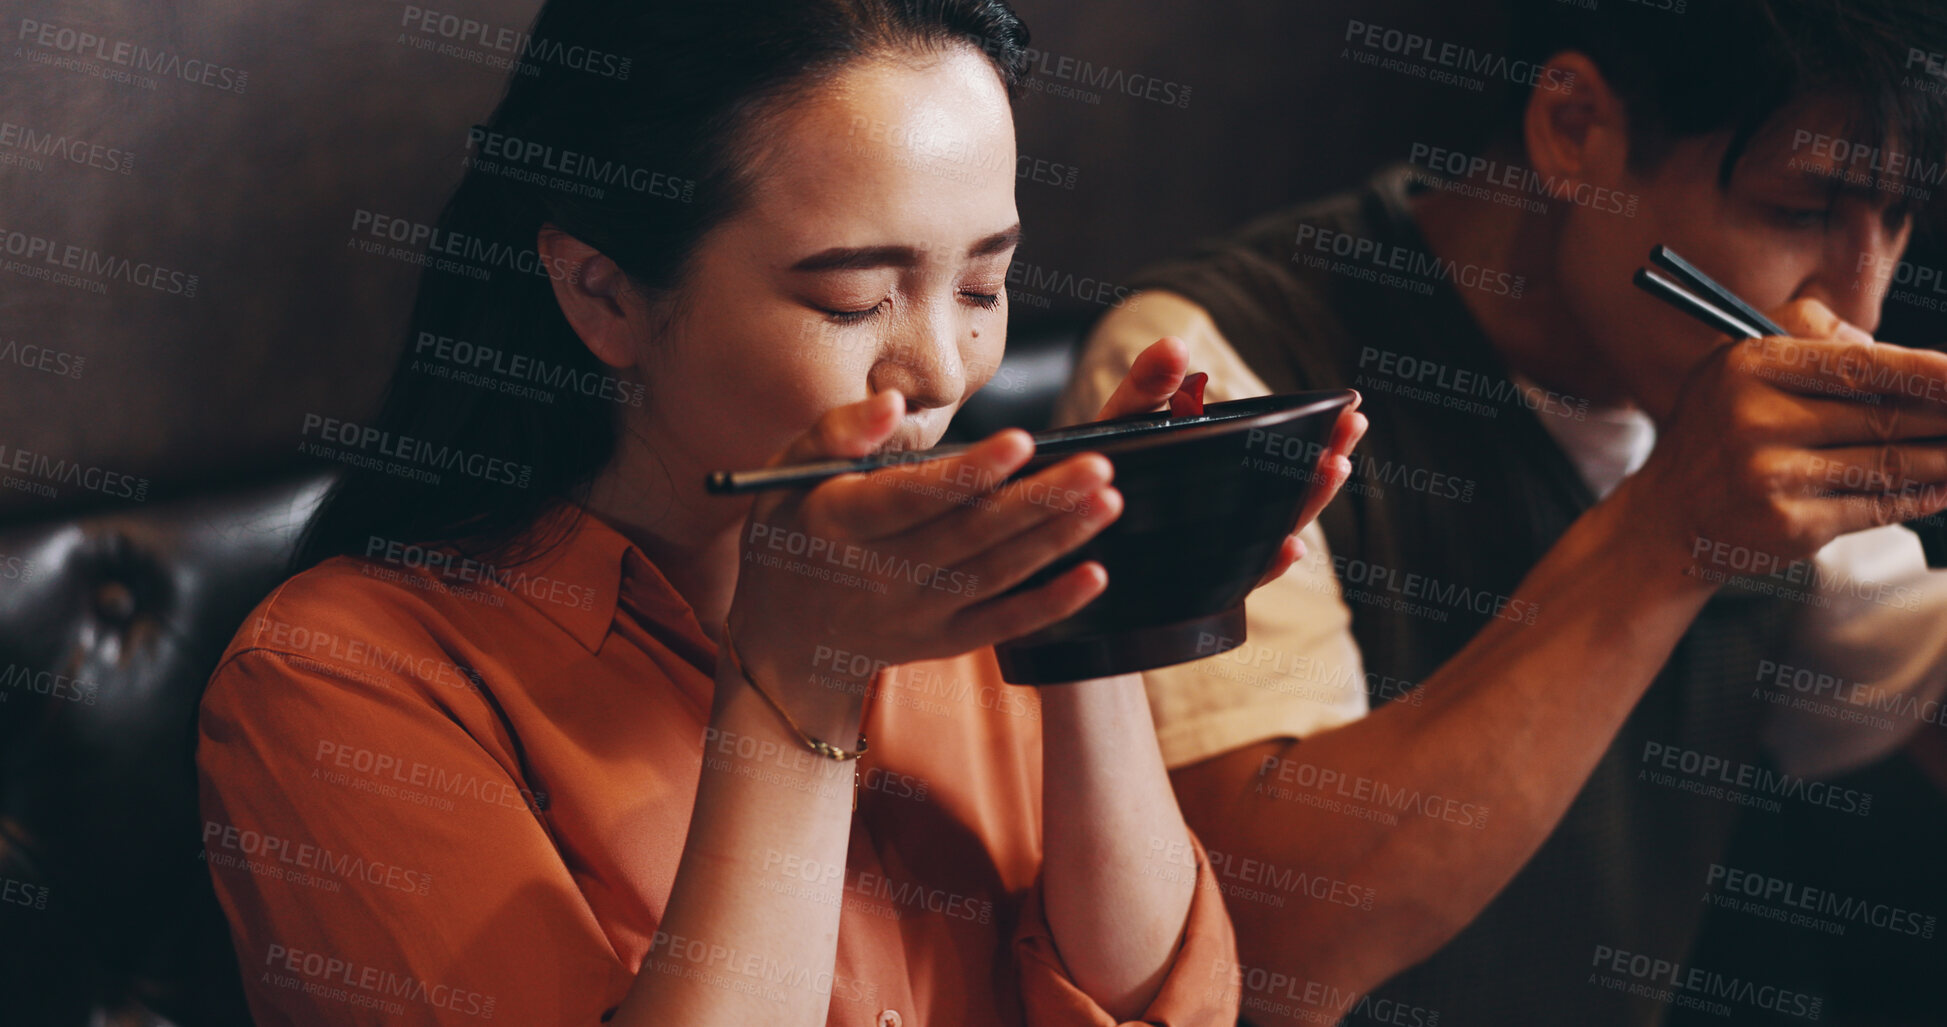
{"left": 705, "top": 441, "right": 977, "bottom": 495}
{"left": 1632, "top": 245, "right": 1780, "bottom": 340}
{"left": 1633, "top": 268, "right": 1767, "bottom": 340}
{"left": 1649, "top": 245, "right": 1786, "bottom": 337}
{"left": 707, "top": 368, "right": 1219, "bottom": 495}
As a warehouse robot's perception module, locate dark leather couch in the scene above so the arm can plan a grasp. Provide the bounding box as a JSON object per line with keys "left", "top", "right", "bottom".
{"left": 0, "top": 469, "right": 333, "bottom": 1026}
{"left": 0, "top": 313, "right": 1087, "bottom": 1027}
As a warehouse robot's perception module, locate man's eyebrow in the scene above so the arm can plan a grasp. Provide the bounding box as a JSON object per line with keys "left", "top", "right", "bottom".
{"left": 1799, "top": 170, "right": 1882, "bottom": 199}
{"left": 1789, "top": 167, "right": 1921, "bottom": 223}
{"left": 1785, "top": 164, "right": 1905, "bottom": 202}
{"left": 788, "top": 224, "right": 1023, "bottom": 273}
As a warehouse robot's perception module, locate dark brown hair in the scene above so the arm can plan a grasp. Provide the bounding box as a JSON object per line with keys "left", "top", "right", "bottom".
{"left": 1504, "top": 0, "right": 1946, "bottom": 210}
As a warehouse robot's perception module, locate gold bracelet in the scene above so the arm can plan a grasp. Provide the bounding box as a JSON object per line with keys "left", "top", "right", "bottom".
{"left": 719, "top": 617, "right": 868, "bottom": 762}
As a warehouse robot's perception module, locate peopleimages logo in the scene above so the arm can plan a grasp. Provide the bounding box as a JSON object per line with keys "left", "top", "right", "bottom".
{"left": 0, "top": 442, "right": 149, "bottom": 502}
{"left": 262, "top": 943, "right": 495, "bottom": 1019}
{"left": 463, "top": 127, "right": 694, "bottom": 202}
{"left": 1755, "top": 659, "right": 1947, "bottom": 732}
{"left": 1590, "top": 945, "right": 1821, "bottom": 1021}
{"left": 1209, "top": 960, "right": 1441, "bottom": 1027}
{"left": 1705, "top": 863, "right": 1936, "bottom": 940}
{"left": 299, "top": 413, "right": 535, "bottom": 488}
{"left": 743, "top": 522, "right": 979, "bottom": 598}
{"left": 346, "top": 209, "right": 579, "bottom": 284}
{"left": 1640, "top": 740, "right": 1872, "bottom": 815}
{"left": 1357, "top": 344, "right": 1588, "bottom": 421}
{"left": 0, "top": 121, "right": 134, "bottom": 174}
{"left": 397, "top": 5, "right": 631, "bottom": 81}
{"left": 1005, "top": 260, "right": 1136, "bottom": 307}
{"left": 202, "top": 820, "right": 432, "bottom": 897}
{"left": 1294, "top": 224, "right": 1525, "bottom": 299}
{"left": 1241, "top": 426, "right": 1479, "bottom": 502}
{"left": 0, "top": 224, "right": 198, "bottom": 297}
{"left": 1407, "top": 143, "right": 1640, "bottom": 218}
{"left": 412, "top": 330, "right": 645, "bottom": 407}
{"left": 1342, "top": 19, "right": 1576, "bottom": 92}
{"left": 973, "top": 37, "right": 1190, "bottom": 108}
{"left": 1258, "top": 754, "right": 1491, "bottom": 829}
{"left": 16, "top": 18, "right": 249, "bottom": 93}
{"left": 1327, "top": 553, "right": 1538, "bottom": 626}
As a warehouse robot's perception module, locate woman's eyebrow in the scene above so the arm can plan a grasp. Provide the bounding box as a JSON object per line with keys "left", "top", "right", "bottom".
{"left": 790, "top": 244, "right": 919, "bottom": 272}
{"left": 788, "top": 224, "right": 1023, "bottom": 273}
{"left": 971, "top": 224, "right": 1024, "bottom": 259}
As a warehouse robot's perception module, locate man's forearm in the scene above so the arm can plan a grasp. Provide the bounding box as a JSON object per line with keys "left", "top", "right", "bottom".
{"left": 1172, "top": 486, "right": 1718, "bottom": 1018}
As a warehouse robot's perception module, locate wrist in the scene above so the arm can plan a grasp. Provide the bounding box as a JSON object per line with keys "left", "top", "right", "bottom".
{"left": 717, "top": 618, "right": 868, "bottom": 750}
{"left": 703, "top": 661, "right": 864, "bottom": 807}
{"left": 1039, "top": 671, "right": 1145, "bottom": 717}
{"left": 1586, "top": 476, "right": 1722, "bottom": 601}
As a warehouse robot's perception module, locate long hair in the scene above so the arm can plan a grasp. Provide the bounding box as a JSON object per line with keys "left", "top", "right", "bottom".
{"left": 291, "top": 0, "right": 1031, "bottom": 576}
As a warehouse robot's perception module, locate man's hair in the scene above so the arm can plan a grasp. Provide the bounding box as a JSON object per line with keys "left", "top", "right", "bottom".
{"left": 1504, "top": 0, "right": 1947, "bottom": 203}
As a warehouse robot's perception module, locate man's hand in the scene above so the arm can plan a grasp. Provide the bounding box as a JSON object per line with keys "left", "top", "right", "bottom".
{"left": 1621, "top": 297, "right": 1947, "bottom": 583}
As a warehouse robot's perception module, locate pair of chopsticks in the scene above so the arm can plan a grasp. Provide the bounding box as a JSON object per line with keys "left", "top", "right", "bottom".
{"left": 1632, "top": 245, "right": 1786, "bottom": 340}
{"left": 705, "top": 371, "right": 1212, "bottom": 495}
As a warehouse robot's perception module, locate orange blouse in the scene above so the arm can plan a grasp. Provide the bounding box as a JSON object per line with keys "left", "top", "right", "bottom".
{"left": 196, "top": 499, "right": 1239, "bottom": 1025}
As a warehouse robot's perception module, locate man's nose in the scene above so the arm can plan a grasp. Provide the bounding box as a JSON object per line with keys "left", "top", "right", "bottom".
{"left": 1802, "top": 214, "right": 1907, "bottom": 336}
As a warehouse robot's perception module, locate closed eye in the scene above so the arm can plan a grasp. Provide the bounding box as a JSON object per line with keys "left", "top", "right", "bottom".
{"left": 1769, "top": 205, "right": 1829, "bottom": 230}
{"left": 818, "top": 300, "right": 886, "bottom": 325}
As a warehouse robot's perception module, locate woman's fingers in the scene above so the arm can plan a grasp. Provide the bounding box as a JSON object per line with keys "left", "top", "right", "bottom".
{"left": 816, "top": 428, "right": 1037, "bottom": 540}
{"left": 772, "top": 389, "right": 906, "bottom": 467}
{"left": 949, "top": 484, "right": 1123, "bottom": 599}
{"left": 945, "top": 560, "right": 1111, "bottom": 649}
{"left": 1093, "top": 337, "right": 1190, "bottom": 421}
{"left": 889, "top": 451, "right": 1116, "bottom": 568}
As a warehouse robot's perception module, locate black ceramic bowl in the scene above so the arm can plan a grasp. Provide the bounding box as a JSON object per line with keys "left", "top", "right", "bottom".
{"left": 990, "top": 389, "right": 1357, "bottom": 685}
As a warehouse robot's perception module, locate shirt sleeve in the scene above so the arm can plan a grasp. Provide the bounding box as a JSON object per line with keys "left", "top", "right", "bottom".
{"left": 1010, "top": 829, "right": 1239, "bottom": 1026}
{"left": 197, "top": 646, "right": 631, "bottom": 1027}
{"left": 1760, "top": 524, "right": 1947, "bottom": 779}
{"left": 1052, "top": 292, "right": 1372, "bottom": 766}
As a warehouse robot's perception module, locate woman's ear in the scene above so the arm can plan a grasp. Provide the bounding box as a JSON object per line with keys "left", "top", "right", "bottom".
{"left": 1523, "top": 51, "right": 1630, "bottom": 186}
{"left": 538, "top": 226, "right": 639, "bottom": 369}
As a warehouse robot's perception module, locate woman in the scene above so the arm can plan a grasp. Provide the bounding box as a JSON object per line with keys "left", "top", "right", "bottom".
{"left": 196, "top": 1, "right": 1365, "bottom": 1024}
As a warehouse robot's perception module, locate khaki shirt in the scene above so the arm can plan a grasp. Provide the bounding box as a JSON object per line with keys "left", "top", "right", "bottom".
{"left": 1050, "top": 291, "right": 1371, "bottom": 767}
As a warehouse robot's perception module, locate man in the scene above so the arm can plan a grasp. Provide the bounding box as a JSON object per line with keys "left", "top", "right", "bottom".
{"left": 1053, "top": 1, "right": 1947, "bottom": 1023}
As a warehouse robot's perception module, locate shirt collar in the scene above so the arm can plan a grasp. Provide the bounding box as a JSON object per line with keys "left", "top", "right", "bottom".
{"left": 511, "top": 499, "right": 712, "bottom": 655}
{"left": 1508, "top": 372, "right": 1656, "bottom": 501}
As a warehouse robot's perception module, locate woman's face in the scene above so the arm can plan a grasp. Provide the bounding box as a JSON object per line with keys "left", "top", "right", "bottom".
{"left": 630, "top": 47, "right": 1019, "bottom": 504}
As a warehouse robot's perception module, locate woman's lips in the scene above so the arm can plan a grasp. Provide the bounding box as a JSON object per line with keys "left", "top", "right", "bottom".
{"left": 871, "top": 415, "right": 942, "bottom": 456}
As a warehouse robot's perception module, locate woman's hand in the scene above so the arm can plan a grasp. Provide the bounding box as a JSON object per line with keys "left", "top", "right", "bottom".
{"left": 726, "top": 387, "right": 1124, "bottom": 735}
{"left": 1092, "top": 336, "right": 1368, "bottom": 590}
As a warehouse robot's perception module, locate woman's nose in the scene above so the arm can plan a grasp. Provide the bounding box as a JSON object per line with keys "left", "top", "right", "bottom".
{"left": 869, "top": 325, "right": 966, "bottom": 412}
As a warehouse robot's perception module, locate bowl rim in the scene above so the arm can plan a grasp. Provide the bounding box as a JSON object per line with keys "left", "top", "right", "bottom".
{"left": 1023, "top": 388, "right": 1358, "bottom": 459}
